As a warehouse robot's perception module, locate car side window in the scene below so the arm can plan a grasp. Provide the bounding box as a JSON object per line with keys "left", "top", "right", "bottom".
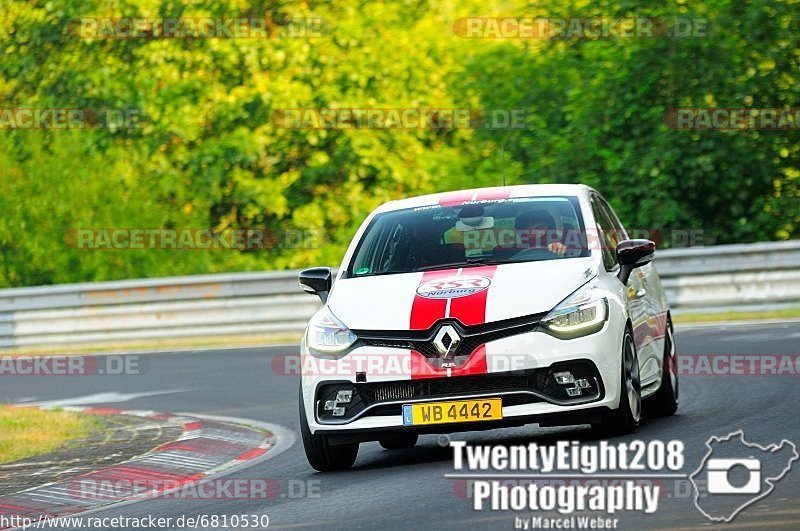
{"left": 598, "top": 197, "right": 628, "bottom": 241}
{"left": 590, "top": 195, "right": 618, "bottom": 270}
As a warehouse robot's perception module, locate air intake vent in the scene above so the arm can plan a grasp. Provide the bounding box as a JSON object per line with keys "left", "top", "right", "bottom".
{"left": 374, "top": 383, "right": 417, "bottom": 402}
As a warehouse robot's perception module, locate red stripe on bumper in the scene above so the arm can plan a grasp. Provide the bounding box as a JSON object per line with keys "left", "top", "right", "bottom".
{"left": 410, "top": 345, "right": 488, "bottom": 380}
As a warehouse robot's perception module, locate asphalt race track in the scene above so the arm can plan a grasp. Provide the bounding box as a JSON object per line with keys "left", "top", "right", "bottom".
{"left": 2, "top": 321, "right": 799, "bottom": 530}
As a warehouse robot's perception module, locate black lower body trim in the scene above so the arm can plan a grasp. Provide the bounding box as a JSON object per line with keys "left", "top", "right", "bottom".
{"left": 318, "top": 406, "right": 610, "bottom": 445}
{"left": 315, "top": 359, "right": 605, "bottom": 425}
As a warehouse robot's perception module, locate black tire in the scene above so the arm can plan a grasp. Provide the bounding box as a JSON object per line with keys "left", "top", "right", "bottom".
{"left": 644, "top": 316, "right": 679, "bottom": 417}
{"left": 379, "top": 433, "right": 419, "bottom": 450}
{"left": 594, "top": 328, "right": 641, "bottom": 436}
{"left": 299, "top": 387, "right": 358, "bottom": 471}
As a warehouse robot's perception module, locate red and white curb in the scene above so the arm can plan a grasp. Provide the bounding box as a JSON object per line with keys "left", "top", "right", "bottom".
{"left": 0, "top": 407, "right": 294, "bottom": 528}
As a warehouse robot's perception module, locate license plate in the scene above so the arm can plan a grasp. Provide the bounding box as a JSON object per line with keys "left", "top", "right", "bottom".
{"left": 402, "top": 398, "right": 502, "bottom": 426}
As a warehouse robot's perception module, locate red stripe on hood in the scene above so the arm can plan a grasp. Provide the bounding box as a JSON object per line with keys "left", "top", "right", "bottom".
{"left": 448, "top": 265, "right": 496, "bottom": 326}
{"left": 408, "top": 191, "right": 510, "bottom": 378}
{"left": 409, "top": 266, "right": 497, "bottom": 379}
{"left": 409, "top": 270, "right": 453, "bottom": 330}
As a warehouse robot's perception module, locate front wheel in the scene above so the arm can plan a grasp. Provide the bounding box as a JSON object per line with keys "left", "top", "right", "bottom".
{"left": 299, "top": 387, "right": 359, "bottom": 471}
{"left": 594, "top": 329, "right": 641, "bottom": 436}
{"left": 644, "top": 316, "right": 679, "bottom": 417}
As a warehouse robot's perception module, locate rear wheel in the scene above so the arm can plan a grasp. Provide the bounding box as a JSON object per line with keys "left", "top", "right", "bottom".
{"left": 299, "top": 387, "right": 358, "bottom": 471}
{"left": 379, "top": 433, "right": 418, "bottom": 450}
{"left": 644, "top": 316, "right": 679, "bottom": 417}
{"left": 594, "top": 329, "right": 641, "bottom": 436}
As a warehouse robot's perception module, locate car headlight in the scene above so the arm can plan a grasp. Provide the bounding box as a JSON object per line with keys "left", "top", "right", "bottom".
{"left": 306, "top": 307, "right": 357, "bottom": 355}
{"left": 540, "top": 284, "right": 608, "bottom": 339}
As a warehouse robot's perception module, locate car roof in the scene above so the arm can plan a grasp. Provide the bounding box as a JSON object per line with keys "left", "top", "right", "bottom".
{"left": 374, "top": 184, "right": 594, "bottom": 213}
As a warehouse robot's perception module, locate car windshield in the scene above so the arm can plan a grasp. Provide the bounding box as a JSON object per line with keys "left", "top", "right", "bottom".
{"left": 346, "top": 196, "right": 590, "bottom": 278}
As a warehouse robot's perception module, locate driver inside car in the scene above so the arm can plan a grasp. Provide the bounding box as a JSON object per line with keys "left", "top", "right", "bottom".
{"left": 514, "top": 210, "right": 568, "bottom": 257}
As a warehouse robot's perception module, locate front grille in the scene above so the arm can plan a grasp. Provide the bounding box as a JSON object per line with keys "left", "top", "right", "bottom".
{"left": 363, "top": 372, "right": 535, "bottom": 403}
{"left": 355, "top": 313, "right": 547, "bottom": 360}
{"left": 315, "top": 360, "right": 604, "bottom": 423}
{"left": 374, "top": 383, "right": 416, "bottom": 402}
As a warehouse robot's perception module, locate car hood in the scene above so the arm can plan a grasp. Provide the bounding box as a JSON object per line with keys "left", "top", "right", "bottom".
{"left": 327, "top": 257, "right": 597, "bottom": 331}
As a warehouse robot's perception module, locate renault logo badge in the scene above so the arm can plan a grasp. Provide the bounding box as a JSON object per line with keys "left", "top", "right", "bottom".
{"left": 433, "top": 325, "right": 461, "bottom": 360}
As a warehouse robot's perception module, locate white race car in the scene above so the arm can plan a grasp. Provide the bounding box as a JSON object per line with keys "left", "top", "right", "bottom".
{"left": 298, "top": 184, "right": 678, "bottom": 471}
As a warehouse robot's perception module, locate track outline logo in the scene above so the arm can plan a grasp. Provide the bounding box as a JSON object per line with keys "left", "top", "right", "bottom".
{"left": 689, "top": 430, "right": 798, "bottom": 522}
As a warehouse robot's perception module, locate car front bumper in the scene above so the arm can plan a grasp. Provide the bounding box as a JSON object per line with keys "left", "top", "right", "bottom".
{"left": 300, "top": 317, "right": 626, "bottom": 437}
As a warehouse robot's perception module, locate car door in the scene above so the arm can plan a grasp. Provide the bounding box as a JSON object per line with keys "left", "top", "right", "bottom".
{"left": 588, "top": 195, "right": 645, "bottom": 337}
{"left": 595, "top": 196, "right": 663, "bottom": 388}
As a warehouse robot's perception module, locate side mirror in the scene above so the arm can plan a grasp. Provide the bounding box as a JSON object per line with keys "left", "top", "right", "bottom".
{"left": 616, "top": 239, "right": 655, "bottom": 285}
{"left": 299, "top": 267, "right": 332, "bottom": 303}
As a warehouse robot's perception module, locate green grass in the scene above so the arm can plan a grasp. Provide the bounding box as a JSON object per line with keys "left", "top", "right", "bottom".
{"left": 0, "top": 406, "right": 101, "bottom": 464}
{"left": 673, "top": 307, "right": 800, "bottom": 324}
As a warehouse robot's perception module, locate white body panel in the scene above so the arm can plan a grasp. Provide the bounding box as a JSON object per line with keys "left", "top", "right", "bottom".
{"left": 300, "top": 184, "right": 671, "bottom": 435}
{"left": 328, "top": 258, "right": 597, "bottom": 330}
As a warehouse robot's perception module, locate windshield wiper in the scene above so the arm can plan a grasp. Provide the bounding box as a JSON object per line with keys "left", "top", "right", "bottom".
{"left": 417, "top": 258, "right": 507, "bottom": 272}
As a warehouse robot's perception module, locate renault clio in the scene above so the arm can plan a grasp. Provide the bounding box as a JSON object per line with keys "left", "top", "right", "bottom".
{"left": 298, "top": 185, "right": 678, "bottom": 471}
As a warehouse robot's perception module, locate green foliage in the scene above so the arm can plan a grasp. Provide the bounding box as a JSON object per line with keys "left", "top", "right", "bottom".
{"left": 0, "top": 0, "right": 797, "bottom": 287}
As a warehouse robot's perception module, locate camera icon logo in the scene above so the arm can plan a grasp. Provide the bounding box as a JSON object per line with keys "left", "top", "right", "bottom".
{"left": 690, "top": 430, "right": 797, "bottom": 522}
{"left": 706, "top": 458, "right": 761, "bottom": 494}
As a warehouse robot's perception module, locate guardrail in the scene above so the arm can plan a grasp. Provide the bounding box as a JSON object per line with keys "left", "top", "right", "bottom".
{"left": 654, "top": 240, "right": 800, "bottom": 311}
{"left": 1, "top": 240, "right": 798, "bottom": 350}
{"left": 0, "top": 272, "right": 318, "bottom": 349}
